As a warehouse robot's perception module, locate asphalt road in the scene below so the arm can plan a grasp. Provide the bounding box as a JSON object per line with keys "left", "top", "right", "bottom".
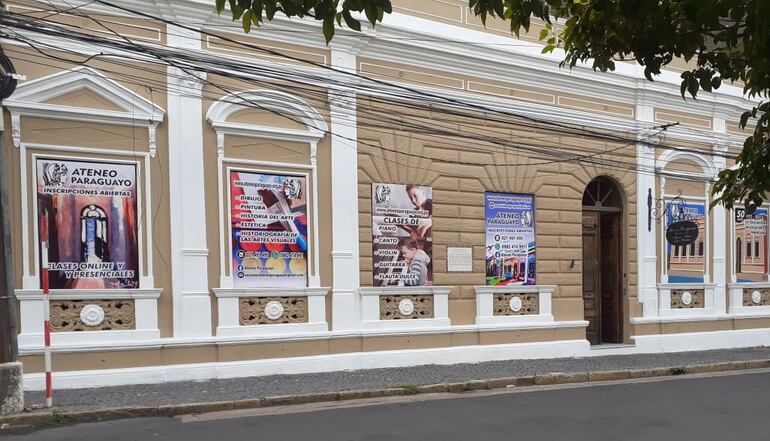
{"left": 8, "top": 371, "right": 770, "bottom": 441}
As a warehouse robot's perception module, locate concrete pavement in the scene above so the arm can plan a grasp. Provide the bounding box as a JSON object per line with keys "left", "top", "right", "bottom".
{"left": 5, "top": 370, "right": 770, "bottom": 440}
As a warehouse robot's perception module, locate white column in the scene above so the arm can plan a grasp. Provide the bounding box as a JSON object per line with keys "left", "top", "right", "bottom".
{"left": 167, "top": 26, "right": 212, "bottom": 338}
{"left": 636, "top": 103, "right": 659, "bottom": 317}
{"left": 711, "top": 116, "right": 728, "bottom": 313}
{"left": 329, "top": 43, "right": 361, "bottom": 330}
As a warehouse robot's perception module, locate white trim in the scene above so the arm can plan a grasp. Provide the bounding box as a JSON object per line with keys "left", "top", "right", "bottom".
{"left": 206, "top": 89, "right": 327, "bottom": 143}
{"left": 358, "top": 286, "right": 453, "bottom": 331}
{"left": 474, "top": 285, "right": 555, "bottom": 325}
{"left": 630, "top": 328, "right": 770, "bottom": 353}
{"left": 21, "top": 324, "right": 770, "bottom": 390}
{"left": 17, "top": 319, "right": 590, "bottom": 355}
{"left": 328, "top": 47, "right": 362, "bottom": 331}
{"left": 220, "top": 166, "right": 319, "bottom": 288}
{"left": 21, "top": 339, "right": 590, "bottom": 390}
{"left": 358, "top": 286, "right": 454, "bottom": 296}
{"left": 212, "top": 287, "right": 329, "bottom": 298}
{"left": 16, "top": 288, "right": 163, "bottom": 348}
{"left": 209, "top": 88, "right": 326, "bottom": 290}
{"left": 653, "top": 283, "right": 719, "bottom": 318}
{"left": 15, "top": 288, "right": 162, "bottom": 300}
{"left": 728, "top": 282, "right": 770, "bottom": 315}
{"left": 166, "top": 39, "right": 212, "bottom": 338}
{"left": 212, "top": 286, "right": 329, "bottom": 337}
{"left": 4, "top": 66, "right": 165, "bottom": 157}
{"left": 25, "top": 149, "right": 154, "bottom": 289}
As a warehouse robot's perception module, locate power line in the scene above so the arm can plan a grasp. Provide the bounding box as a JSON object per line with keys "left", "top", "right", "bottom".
{"left": 1, "top": 6, "right": 739, "bottom": 162}
{"left": 0, "top": 9, "right": 723, "bottom": 181}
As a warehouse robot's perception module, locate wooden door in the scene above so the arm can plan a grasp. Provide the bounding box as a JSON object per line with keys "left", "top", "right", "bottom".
{"left": 600, "top": 212, "right": 623, "bottom": 343}
{"left": 582, "top": 212, "right": 601, "bottom": 345}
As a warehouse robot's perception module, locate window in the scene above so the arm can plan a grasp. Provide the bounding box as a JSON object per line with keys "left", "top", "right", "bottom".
{"left": 747, "top": 241, "right": 753, "bottom": 258}
{"left": 689, "top": 243, "right": 695, "bottom": 256}
{"left": 698, "top": 242, "right": 704, "bottom": 256}
{"left": 674, "top": 246, "right": 679, "bottom": 257}
{"left": 756, "top": 241, "right": 760, "bottom": 258}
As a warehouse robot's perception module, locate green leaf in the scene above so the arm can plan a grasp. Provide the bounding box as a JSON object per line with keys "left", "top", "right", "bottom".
{"left": 242, "top": 9, "right": 252, "bottom": 32}
{"left": 342, "top": 10, "right": 362, "bottom": 31}
{"left": 323, "top": 17, "right": 335, "bottom": 43}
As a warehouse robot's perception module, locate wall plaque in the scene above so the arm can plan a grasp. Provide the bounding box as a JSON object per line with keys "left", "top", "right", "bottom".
{"left": 447, "top": 247, "right": 473, "bottom": 272}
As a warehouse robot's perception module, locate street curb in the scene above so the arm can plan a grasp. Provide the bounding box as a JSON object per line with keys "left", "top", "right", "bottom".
{"left": 2, "top": 359, "right": 770, "bottom": 428}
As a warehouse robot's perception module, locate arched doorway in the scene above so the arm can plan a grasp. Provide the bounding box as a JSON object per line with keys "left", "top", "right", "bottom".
{"left": 582, "top": 177, "right": 624, "bottom": 345}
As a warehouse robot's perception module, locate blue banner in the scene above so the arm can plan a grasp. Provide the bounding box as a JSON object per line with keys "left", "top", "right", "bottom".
{"left": 485, "top": 193, "right": 536, "bottom": 286}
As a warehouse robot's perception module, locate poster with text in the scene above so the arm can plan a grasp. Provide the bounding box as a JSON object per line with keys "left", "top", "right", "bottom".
{"left": 667, "top": 201, "right": 706, "bottom": 283}
{"left": 735, "top": 207, "right": 768, "bottom": 281}
{"left": 230, "top": 171, "right": 308, "bottom": 288}
{"left": 372, "top": 183, "right": 433, "bottom": 287}
{"left": 36, "top": 158, "right": 139, "bottom": 289}
{"left": 485, "top": 193, "right": 536, "bottom": 286}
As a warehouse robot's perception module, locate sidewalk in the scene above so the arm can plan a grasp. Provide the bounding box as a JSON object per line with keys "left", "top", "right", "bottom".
{"left": 6, "top": 346, "right": 770, "bottom": 426}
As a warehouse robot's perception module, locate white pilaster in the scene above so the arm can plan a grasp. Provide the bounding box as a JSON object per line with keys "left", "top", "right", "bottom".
{"left": 329, "top": 42, "right": 361, "bottom": 330}
{"left": 167, "top": 26, "right": 212, "bottom": 337}
{"left": 712, "top": 118, "right": 728, "bottom": 314}
{"left": 636, "top": 102, "right": 659, "bottom": 317}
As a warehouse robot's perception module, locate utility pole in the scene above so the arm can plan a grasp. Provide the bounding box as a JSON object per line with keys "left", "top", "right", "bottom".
{"left": 0, "top": 47, "right": 22, "bottom": 415}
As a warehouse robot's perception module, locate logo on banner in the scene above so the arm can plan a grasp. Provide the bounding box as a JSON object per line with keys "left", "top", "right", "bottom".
{"left": 374, "top": 185, "right": 392, "bottom": 205}
{"left": 42, "top": 162, "right": 69, "bottom": 186}
{"left": 283, "top": 178, "right": 302, "bottom": 200}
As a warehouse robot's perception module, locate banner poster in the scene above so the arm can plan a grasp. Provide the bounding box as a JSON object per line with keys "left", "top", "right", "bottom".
{"left": 36, "top": 158, "right": 139, "bottom": 289}
{"left": 485, "top": 193, "right": 536, "bottom": 286}
{"left": 666, "top": 201, "right": 706, "bottom": 283}
{"left": 371, "top": 183, "right": 433, "bottom": 287}
{"left": 230, "top": 171, "right": 308, "bottom": 288}
{"left": 734, "top": 207, "right": 769, "bottom": 281}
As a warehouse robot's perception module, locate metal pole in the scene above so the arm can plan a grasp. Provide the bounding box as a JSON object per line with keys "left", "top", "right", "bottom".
{"left": 39, "top": 214, "right": 52, "bottom": 408}
{"left": 0, "top": 129, "right": 19, "bottom": 365}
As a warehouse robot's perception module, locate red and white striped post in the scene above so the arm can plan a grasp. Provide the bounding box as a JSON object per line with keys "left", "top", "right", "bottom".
{"left": 39, "top": 213, "right": 53, "bottom": 408}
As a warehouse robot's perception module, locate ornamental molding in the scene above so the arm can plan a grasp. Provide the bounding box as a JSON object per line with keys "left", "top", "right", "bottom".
{"left": 86, "top": 0, "right": 756, "bottom": 108}
{"left": 359, "top": 286, "right": 454, "bottom": 297}
{"left": 79, "top": 304, "right": 106, "bottom": 327}
{"left": 4, "top": 1, "right": 756, "bottom": 149}
{"left": 263, "top": 301, "right": 285, "bottom": 320}
{"left": 206, "top": 89, "right": 327, "bottom": 147}
{"left": 168, "top": 66, "right": 207, "bottom": 93}
{"left": 213, "top": 287, "right": 330, "bottom": 298}
{"left": 398, "top": 298, "right": 415, "bottom": 315}
{"left": 474, "top": 285, "right": 556, "bottom": 296}
{"left": 14, "top": 288, "right": 162, "bottom": 301}
{"left": 3, "top": 66, "right": 165, "bottom": 156}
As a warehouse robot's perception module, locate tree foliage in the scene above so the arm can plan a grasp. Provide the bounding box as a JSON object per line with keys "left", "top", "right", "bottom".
{"left": 217, "top": 0, "right": 770, "bottom": 212}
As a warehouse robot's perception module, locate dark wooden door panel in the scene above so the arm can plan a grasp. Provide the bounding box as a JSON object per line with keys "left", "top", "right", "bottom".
{"left": 600, "top": 212, "right": 623, "bottom": 344}
{"left": 582, "top": 212, "right": 600, "bottom": 346}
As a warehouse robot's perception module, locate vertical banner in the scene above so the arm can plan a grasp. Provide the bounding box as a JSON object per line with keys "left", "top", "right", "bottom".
{"left": 36, "top": 158, "right": 139, "bottom": 289}
{"left": 372, "top": 183, "right": 433, "bottom": 287}
{"left": 734, "top": 207, "right": 768, "bottom": 280}
{"left": 230, "top": 171, "right": 308, "bottom": 288}
{"left": 666, "top": 201, "right": 706, "bottom": 283}
{"left": 485, "top": 193, "right": 536, "bottom": 286}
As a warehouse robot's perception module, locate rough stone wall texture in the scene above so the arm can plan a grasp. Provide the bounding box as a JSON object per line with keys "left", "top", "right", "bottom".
{"left": 357, "top": 97, "right": 638, "bottom": 327}
{"left": 0, "top": 362, "right": 23, "bottom": 415}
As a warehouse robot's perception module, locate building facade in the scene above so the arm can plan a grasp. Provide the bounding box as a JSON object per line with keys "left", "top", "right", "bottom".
{"left": 1, "top": 0, "right": 767, "bottom": 390}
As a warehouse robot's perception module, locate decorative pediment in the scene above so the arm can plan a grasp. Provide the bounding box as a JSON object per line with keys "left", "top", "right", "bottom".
{"left": 206, "top": 90, "right": 327, "bottom": 154}
{"left": 4, "top": 66, "right": 165, "bottom": 157}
